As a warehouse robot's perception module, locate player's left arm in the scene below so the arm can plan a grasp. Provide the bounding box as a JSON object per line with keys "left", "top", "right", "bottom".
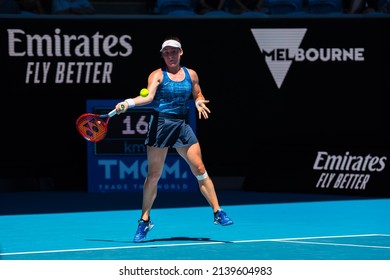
{"left": 190, "top": 69, "right": 211, "bottom": 119}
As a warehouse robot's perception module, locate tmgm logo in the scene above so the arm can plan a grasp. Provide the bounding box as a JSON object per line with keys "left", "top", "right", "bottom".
{"left": 251, "top": 28, "right": 365, "bottom": 89}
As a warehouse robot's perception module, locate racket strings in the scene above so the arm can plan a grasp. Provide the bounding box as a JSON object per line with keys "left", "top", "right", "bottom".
{"left": 76, "top": 114, "right": 108, "bottom": 142}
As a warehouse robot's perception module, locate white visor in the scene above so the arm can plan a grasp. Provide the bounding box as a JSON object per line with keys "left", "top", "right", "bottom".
{"left": 160, "top": 40, "right": 182, "bottom": 52}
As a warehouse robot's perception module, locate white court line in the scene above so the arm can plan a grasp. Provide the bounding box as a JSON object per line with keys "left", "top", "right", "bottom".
{"left": 239, "top": 233, "right": 390, "bottom": 243}
{"left": 272, "top": 233, "right": 390, "bottom": 249}
{"left": 1, "top": 233, "right": 389, "bottom": 256}
{"left": 276, "top": 240, "right": 390, "bottom": 250}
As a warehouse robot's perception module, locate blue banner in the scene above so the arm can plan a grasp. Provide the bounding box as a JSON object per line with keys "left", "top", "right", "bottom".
{"left": 86, "top": 99, "right": 198, "bottom": 192}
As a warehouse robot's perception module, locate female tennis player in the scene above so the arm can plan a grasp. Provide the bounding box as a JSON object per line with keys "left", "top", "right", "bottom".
{"left": 115, "top": 36, "right": 234, "bottom": 243}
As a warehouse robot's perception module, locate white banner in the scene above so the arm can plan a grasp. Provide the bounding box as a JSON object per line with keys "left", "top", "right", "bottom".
{"left": 0, "top": 260, "right": 389, "bottom": 280}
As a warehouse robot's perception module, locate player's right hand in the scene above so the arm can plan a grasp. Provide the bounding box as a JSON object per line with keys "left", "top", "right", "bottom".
{"left": 115, "top": 102, "right": 127, "bottom": 114}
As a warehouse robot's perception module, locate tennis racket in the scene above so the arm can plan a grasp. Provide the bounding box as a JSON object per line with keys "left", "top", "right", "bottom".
{"left": 76, "top": 105, "right": 122, "bottom": 142}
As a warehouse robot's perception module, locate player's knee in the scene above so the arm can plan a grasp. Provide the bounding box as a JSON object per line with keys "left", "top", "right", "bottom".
{"left": 147, "top": 172, "right": 162, "bottom": 184}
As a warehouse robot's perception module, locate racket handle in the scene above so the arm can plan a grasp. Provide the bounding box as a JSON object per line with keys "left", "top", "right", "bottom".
{"left": 108, "top": 104, "right": 124, "bottom": 117}
{"left": 108, "top": 109, "right": 117, "bottom": 117}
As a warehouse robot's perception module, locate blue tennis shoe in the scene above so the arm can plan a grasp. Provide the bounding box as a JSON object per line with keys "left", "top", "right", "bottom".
{"left": 133, "top": 219, "right": 154, "bottom": 243}
{"left": 214, "top": 209, "right": 234, "bottom": 226}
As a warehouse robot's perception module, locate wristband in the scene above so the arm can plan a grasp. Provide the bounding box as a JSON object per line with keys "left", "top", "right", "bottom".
{"left": 196, "top": 100, "right": 205, "bottom": 107}
{"left": 125, "top": 98, "right": 135, "bottom": 108}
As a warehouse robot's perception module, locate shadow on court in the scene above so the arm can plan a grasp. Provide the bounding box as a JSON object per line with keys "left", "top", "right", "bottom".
{"left": 85, "top": 237, "right": 233, "bottom": 244}
{"left": 141, "top": 236, "right": 234, "bottom": 243}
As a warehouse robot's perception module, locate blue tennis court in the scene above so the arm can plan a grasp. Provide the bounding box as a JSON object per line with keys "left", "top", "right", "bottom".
{"left": 1, "top": 190, "right": 390, "bottom": 260}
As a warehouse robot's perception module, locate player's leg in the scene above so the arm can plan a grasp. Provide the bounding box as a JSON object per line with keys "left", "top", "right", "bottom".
{"left": 133, "top": 146, "right": 168, "bottom": 242}
{"left": 176, "top": 144, "right": 233, "bottom": 226}
{"left": 141, "top": 146, "right": 168, "bottom": 220}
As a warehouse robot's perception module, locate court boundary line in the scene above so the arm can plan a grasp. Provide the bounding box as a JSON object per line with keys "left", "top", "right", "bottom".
{"left": 1, "top": 233, "right": 389, "bottom": 257}
{"left": 276, "top": 240, "right": 390, "bottom": 249}
{"left": 273, "top": 233, "right": 390, "bottom": 249}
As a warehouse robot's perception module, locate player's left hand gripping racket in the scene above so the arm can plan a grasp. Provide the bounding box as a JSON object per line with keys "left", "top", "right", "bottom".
{"left": 76, "top": 105, "right": 123, "bottom": 142}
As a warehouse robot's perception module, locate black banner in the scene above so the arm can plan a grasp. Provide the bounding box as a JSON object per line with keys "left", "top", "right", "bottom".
{"left": 1, "top": 15, "right": 389, "bottom": 196}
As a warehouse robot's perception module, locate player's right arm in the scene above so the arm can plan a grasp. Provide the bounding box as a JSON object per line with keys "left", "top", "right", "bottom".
{"left": 115, "top": 69, "right": 162, "bottom": 113}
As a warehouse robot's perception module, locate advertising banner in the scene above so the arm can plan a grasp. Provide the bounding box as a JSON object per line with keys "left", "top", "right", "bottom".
{"left": 1, "top": 15, "right": 389, "bottom": 196}
{"left": 85, "top": 100, "right": 198, "bottom": 192}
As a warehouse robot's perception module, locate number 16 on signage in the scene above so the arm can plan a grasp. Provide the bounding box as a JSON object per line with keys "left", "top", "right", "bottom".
{"left": 121, "top": 114, "right": 149, "bottom": 136}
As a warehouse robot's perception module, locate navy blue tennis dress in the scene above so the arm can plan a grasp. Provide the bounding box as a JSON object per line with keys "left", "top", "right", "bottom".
{"left": 145, "top": 66, "right": 198, "bottom": 148}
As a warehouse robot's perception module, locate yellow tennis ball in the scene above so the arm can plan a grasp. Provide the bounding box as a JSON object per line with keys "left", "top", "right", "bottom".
{"left": 140, "top": 88, "right": 149, "bottom": 97}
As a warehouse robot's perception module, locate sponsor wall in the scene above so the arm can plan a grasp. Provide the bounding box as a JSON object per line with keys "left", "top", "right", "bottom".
{"left": 0, "top": 16, "right": 389, "bottom": 196}
{"left": 85, "top": 99, "right": 198, "bottom": 192}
